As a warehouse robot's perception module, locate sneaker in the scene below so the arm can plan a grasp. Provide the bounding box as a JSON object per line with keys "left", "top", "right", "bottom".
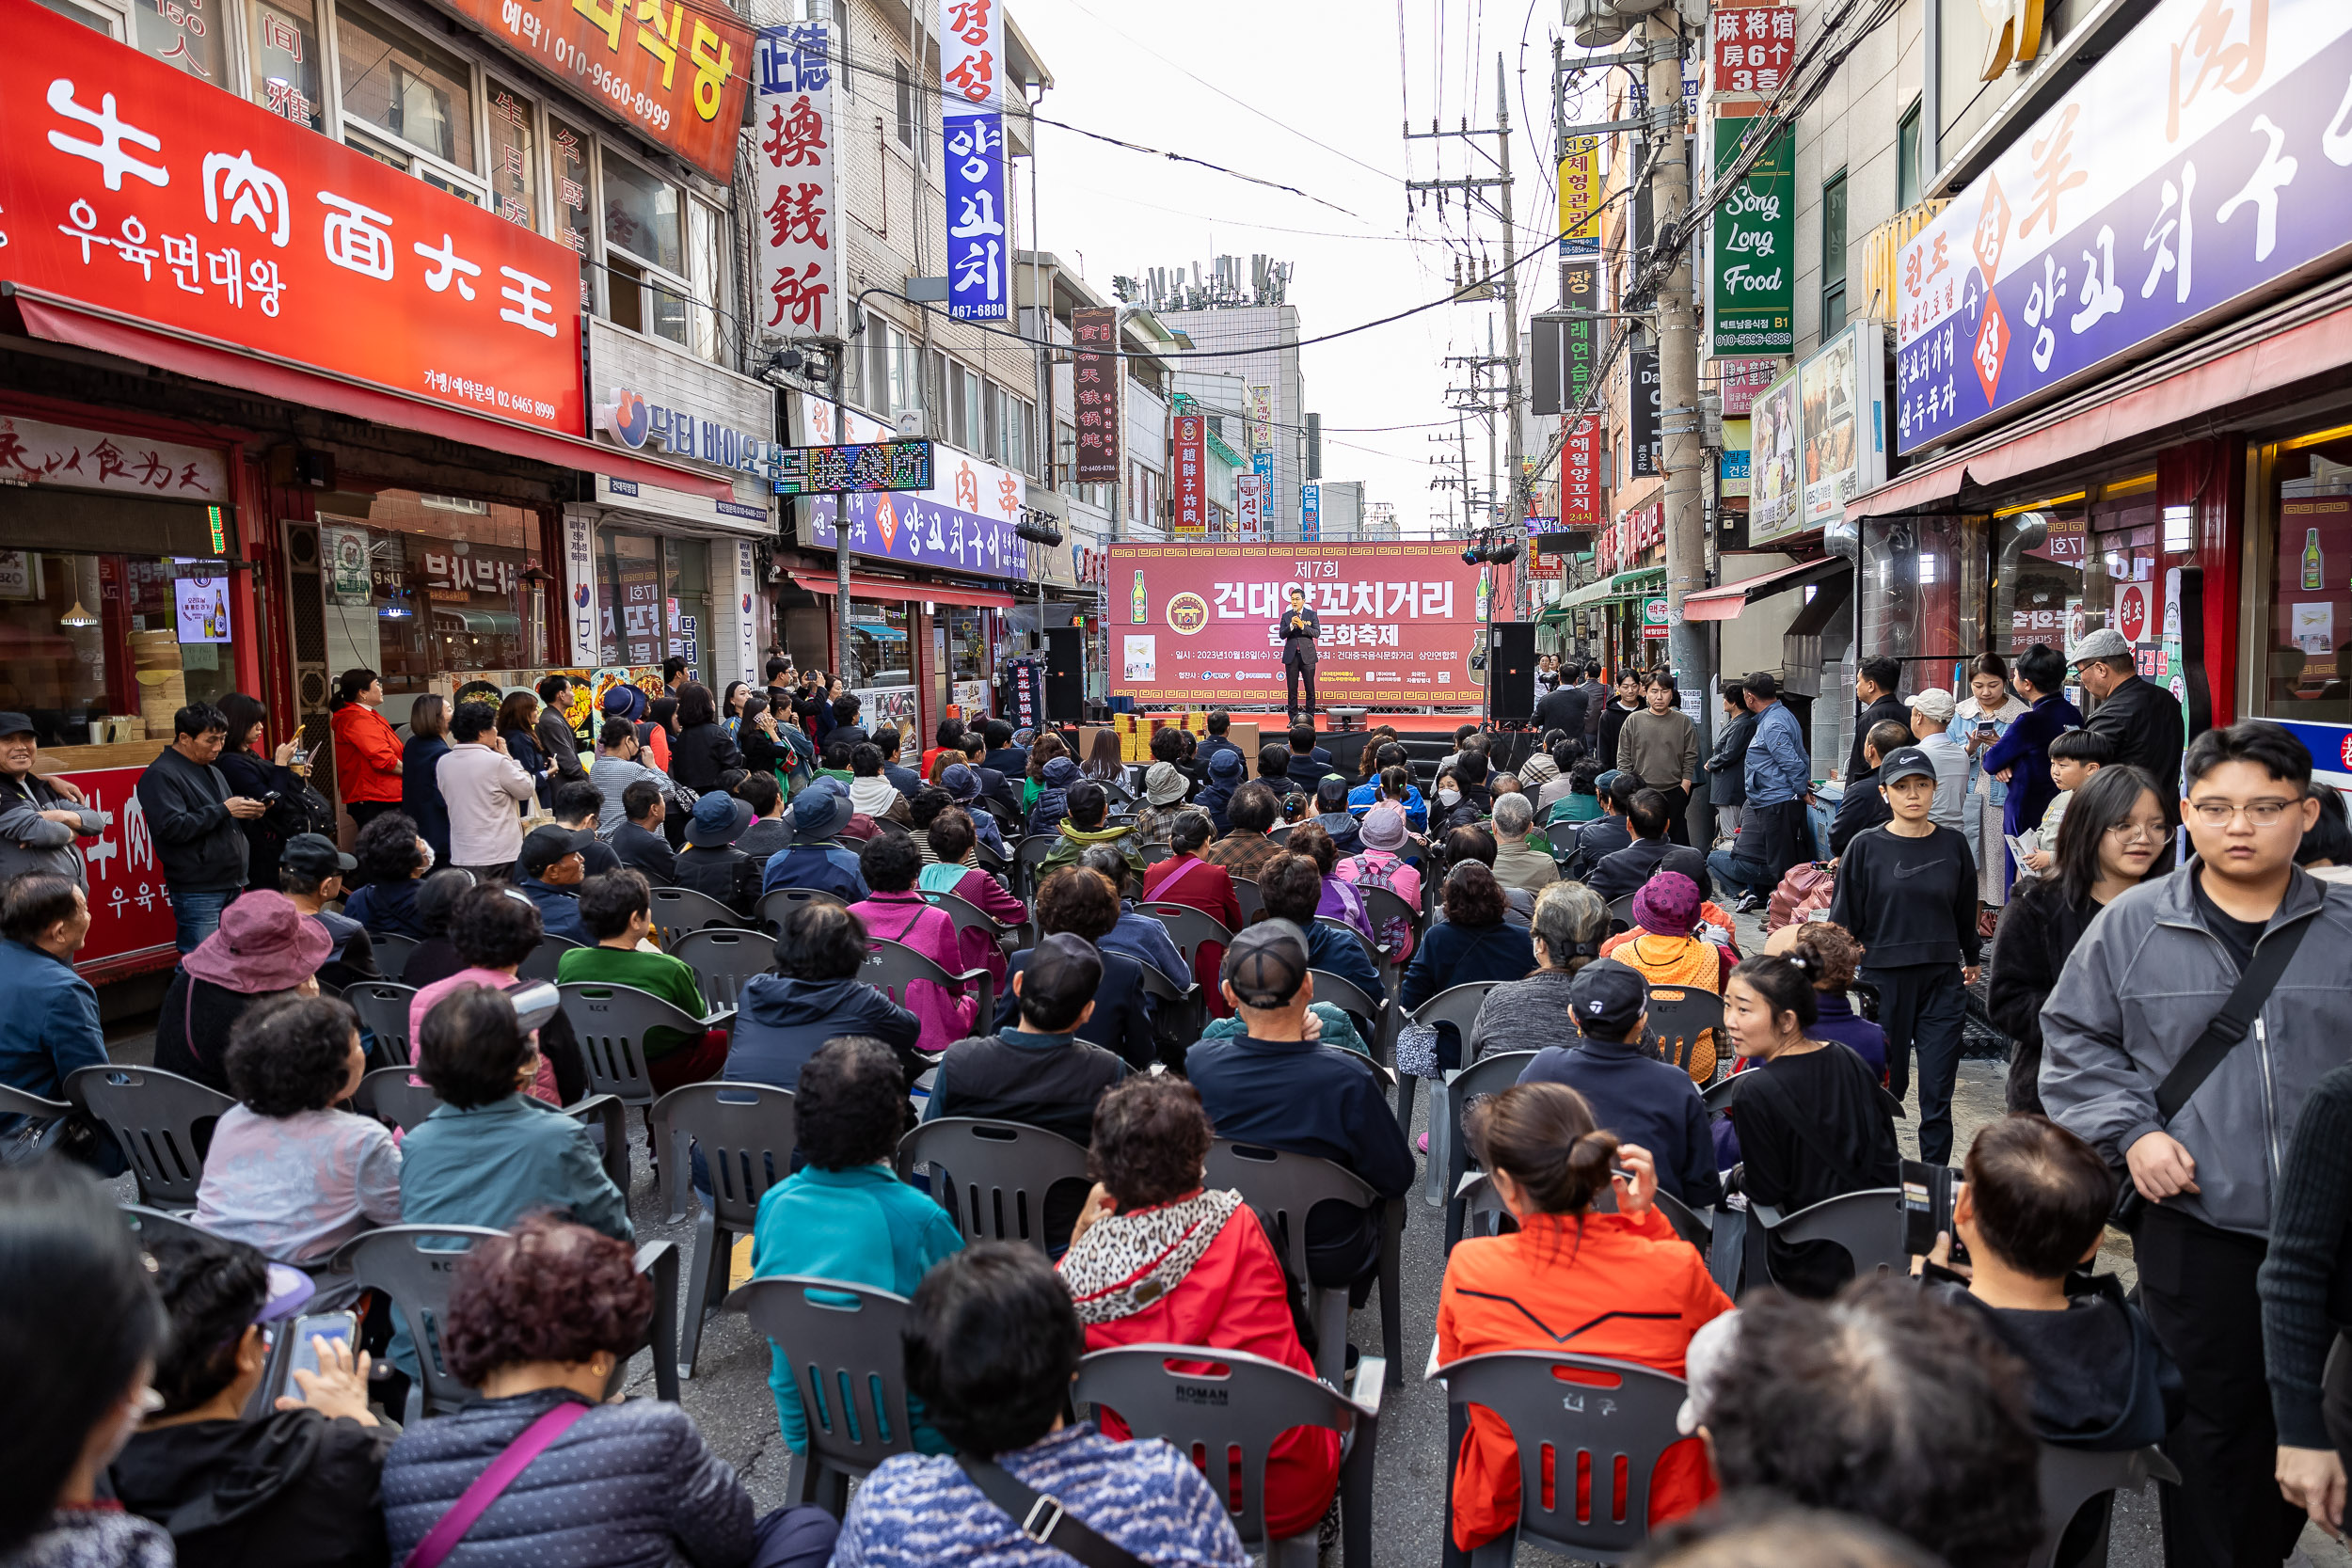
{"left": 1734, "top": 892, "right": 1760, "bottom": 914}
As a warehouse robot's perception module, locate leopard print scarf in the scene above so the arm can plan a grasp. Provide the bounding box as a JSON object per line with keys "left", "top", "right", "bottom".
{"left": 1058, "top": 1188, "right": 1246, "bottom": 1325}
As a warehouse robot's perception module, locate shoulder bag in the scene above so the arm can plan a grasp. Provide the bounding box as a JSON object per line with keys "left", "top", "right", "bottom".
{"left": 2110, "top": 911, "right": 2312, "bottom": 1229}
{"left": 954, "top": 1451, "right": 1150, "bottom": 1568}
{"left": 403, "top": 1401, "right": 591, "bottom": 1568}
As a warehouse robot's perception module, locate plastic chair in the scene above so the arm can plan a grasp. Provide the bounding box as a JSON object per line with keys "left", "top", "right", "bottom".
{"left": 1590, "top": 1182, "right": 1715, "bottom": 1254}
{"left": 922, "top": 886, "right": 1026, "bottom": 956}
{"left": 0, "top": 1082, "right": 72, "bottom": 1129}
{"left": 2031, "top": 1442, "right": 2182, "bottom": 1568}
{"left": 671, "top": 927, "right": 774, "bottom": 1011}
{"left": 121, "top": 1202, "right": 215, "bottom": 1252}
{"left": 557, "top": 982, "right": 710, "bottom": 1108}
{"left": 1136, "top": 961, "right": 1204, "bottom": 1069}
{"left": 647, "top": 884, "right": 749, "bottom": 948}
{"left": 517, "top": 933, "right": 583, "bottom": 983}
{"left": 368, "top": 932, "right": 420, "bottom": 982}
{"left": 871, "top": 816, "right": 911, "bottom": 839}
{"left": 343, "top": 981, "right": 420, "bottom": 1067}
{"left": 1404, "top": 981, "right": 1506, "bottom": 1196}
{"left": 896, "top": 1117, "right": 1091, "bottom": 1252}
{"left": 65, "top": 1065, "right": 232, "bottom": 1211}
{"left": 1205, "top": 1138, "right": 1404, "bottom": 1387}
{"left": 1266, "top": 824, "right": 1294, "bottom": 847}
{"left": 725, "top": 1275, "right": 916, "bottom": 1515}
{"left": 1748, "top": 1187, "right": 1908, "bottom": 1291}
{"left": 1439, "top": 1050, "right": 1540, "bottom": 1252}
{"left": 1136, "top": 902, "right": 1234, "bottom": 974}
{"left": 1075, "top": 1344, "right": 1386, "bottom": 1568}
{"left": 1453, "top": 1171, "right": 1514, "bottom": 1241}
{"left": 1700, "top": 1072, "right": 1744, "bottom": 1114}
{"left": 862, "top": 937, "right": 994, "bottom": 1033}
{"left": 1138, "top": 841, "right": 1174, "bottom": 865}
{"left": 1307, "top": 966, "right": 1386, "bottom": 1039}
{"left": 350, "top": 1065, "right": 442, "bottom": 1132}
{"left": 650, "top": 1080, "right": 798, "bottom": 1380}
{"left": 1606, "top": 892, "right": 1638, "bottom": 934}
{"left": 1432, "top": 1351, "right": 1689, "bottom": 1564}
{"left": 1643, "top": 986, "right": 1724, "bottom": 1085}
{"left": 757, "top": 886, "right": 850, "bottom": 937}
{"left": 1232, "top": 877, "right": 1265, "bottom": 924}
{"left": 1014, "top": 833, "right": 1060, "bottom": 897}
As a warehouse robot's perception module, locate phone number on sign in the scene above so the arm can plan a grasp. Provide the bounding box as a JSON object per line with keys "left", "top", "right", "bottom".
{"left": 422, "top": 370, "right": 561, "bottom": 422}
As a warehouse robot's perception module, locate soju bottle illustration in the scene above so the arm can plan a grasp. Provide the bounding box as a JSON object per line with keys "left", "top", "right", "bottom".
{"left": 2304, "top": 528, "right": 2325, "bottom": 591}
{"left": 1131, "top": 569, "right": 1148, "bottom": 625}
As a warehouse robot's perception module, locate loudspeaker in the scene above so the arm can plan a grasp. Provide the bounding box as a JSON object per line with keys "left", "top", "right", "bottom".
{"left": 1043, "top": 626, "right": 1084, "bottom": 725}
{"left": 1490, "top": 623, "right": 1538, "bottom": 723}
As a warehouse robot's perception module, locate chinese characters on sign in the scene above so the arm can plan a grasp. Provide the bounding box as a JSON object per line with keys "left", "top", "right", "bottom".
{"left": 1710, "top": 5, "right": 1797, "bottom": 95}
{"left": 3, "top": 0, "right": 585, "bottom": 435}
{"left": 1071, "top": 306, "right": 1120, "bottom": 483}
{"left": 1893, "top": 0, "right": 2349, "bottom": 454}
{"left": 1557, "top": 133, "right": 1599, "bottom": 257}
{"left": 0, "top": 415, "right": 225, "bottom": 496}
{"left": 1172, "top": 414, "right": 1206, "bottom": 537}
{"left": 56, "top": 766, "right": 179, "bottom": 978}
{"left": 755, "top": 22, "right": 837, "bottom": 341}
{"left": 770, "top": 438, "right": 936, "bottom": 497}
{"left": 797, "top": 402, "right": 1030, "bottom": 578}
{"left": 455, "top": 0, "right": 748, "bottom": 179}
{"left": 1596, "top": 502, "right": 1664, "bottom": 575}
{"left": 1711, "top": 356, "right": 1781, "bottom": 416}
{"left": 940, "top": 0, "right": 1008, "bottom": 322}
{"left": 1246, "top": 385, "right": 1274, "bottom": 452}
{"left": 1711, "top": 115, "right": 1794, "bottom": 353}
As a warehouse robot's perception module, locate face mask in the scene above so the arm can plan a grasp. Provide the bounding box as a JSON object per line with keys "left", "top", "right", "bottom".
{"left": 1438, "top": 788, "right": 1462, "bottom": 808}
{"left": 419, "top": 841, "right": 437, "bottom": 871}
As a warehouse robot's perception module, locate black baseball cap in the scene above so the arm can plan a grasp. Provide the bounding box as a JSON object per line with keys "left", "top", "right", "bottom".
{"left": 0, "top": 712, "right": 35, "bottom": 739}
{"left": 1879, "top": 746, "right": 1938, "bottom": 786}
{"left": 1021, "top": 933, "right": 1103, "bottom": 1022}
{"left": 519, "top": 825, "right": 594, "bottom": 875}
{"left": 280, "top": 832, "right": 357, "bottom": 879}
{"left": 1222, "top": 919, "right": 1311, "bottom": 1009}
{"left": 1567, "top": 959, "right": 1648, "bottom": 1041}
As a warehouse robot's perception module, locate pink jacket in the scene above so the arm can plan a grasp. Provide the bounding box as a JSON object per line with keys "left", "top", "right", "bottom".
{"left": 437, "top": 741, "right": 536, "bottom": 867}
{"left": 849, "top": 891, "right": 977, "bottom": 1054}
{"left": 920, "top": 865, "right": 1027, "bottom": 990}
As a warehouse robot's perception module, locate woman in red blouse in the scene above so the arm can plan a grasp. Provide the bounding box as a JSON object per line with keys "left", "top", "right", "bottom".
{"left": 327, "top": 668, "right": 403, "bottom": 832}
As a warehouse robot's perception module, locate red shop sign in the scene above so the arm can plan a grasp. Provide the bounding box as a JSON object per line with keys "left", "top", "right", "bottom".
{"left": 56, "top": 766, "right": 180, "bottom": 982}
{"left": 0, "top": 0, "right": 587, "bottom": 436}
{"left": 1172, "top": 414, "right": 1205, "bottom": 536}
{"left": 437, "top": 0, "right": 750, "bottom": 181}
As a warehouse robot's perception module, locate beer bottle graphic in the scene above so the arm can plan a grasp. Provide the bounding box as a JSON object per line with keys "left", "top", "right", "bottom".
{"left": 2303, "top": 528, "right": 2325, "bottom": 591}
{"left": 1130, "top": 569, "right": 1148, "bottom": 625}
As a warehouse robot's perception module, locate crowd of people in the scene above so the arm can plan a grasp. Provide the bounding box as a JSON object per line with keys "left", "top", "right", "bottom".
{"left": 1, "top": 640, "right": 2349, "bottom": 1568}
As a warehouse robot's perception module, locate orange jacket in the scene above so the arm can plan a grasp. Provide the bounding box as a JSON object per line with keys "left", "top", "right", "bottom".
{"left": 1437, "top": 1207, "right": 1733, "bottom": 1550}
{"left": 331, "top": 703, "right": 405, "bottom": 804}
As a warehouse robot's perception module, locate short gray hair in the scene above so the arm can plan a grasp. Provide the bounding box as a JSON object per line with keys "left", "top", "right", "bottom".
{"left": 1531, "top": 881, "right": 1609, "bottom": 973}
{"left": 1493, "top": 792, "right": 1534, "bottom": 835}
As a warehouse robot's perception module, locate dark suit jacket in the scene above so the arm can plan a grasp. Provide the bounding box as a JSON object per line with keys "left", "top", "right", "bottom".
{"left": 1275, "top": 606, "right": 1321, "bottom": 667}
{"left": 611, "top": 822, "right": 675, "bottom": 883}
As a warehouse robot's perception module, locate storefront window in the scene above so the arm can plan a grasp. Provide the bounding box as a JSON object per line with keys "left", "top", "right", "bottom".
{"left": 2256, "top": 424, "right": 2352, "bottom": 721}
{"left": 134, "top": 0, "right": 227, "bottom": 83}
{"left": 336, "top": 0, "right": 476, "bottom": 172}
{"left": 597, "top": 532, "right": 664, "bottom": 667}
{"left": 318, "top": 492, "right": 534, "bottom": 704}
{"left": 601, "top": 150, "right": 683, "bottom": 274}
{"left": 0, "top": 550, "right": 240, "bottom": 747}
{"left": 1860, "top": 514, "right": 1984, "bottom": 675}
{"left": 1994, "top": 498, "right": 2089, "bottom": 657}
{"left": 848, "top": 598, "right": 913, "bottom": 689}
{"left": 246, "top": 0, "right": 324, "bottom": 130}
{"left": 662, "top": 537, "right": 710, "bottom": 688}
{"left": 485, "top": 82, "right": 539, "bottom": 230}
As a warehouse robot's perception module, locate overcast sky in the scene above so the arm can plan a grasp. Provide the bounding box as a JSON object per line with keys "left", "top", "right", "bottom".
{"left": 1013, "top": 0, "right": 1568, "bottom": 539}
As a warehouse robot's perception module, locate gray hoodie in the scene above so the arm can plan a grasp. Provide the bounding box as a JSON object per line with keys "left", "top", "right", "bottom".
{"left": 0, "top": 771, "right": 100, "bottom": 888}
{"left": 2041, "top": 861, "right": 2352, "bottom": 1237}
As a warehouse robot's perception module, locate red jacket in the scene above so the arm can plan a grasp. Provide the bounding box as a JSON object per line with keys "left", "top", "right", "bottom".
{"left": 1067, "top": 1194, "right": 1341, "bottom": 1541}
{"left": 331, "top": 703, "right": 405, "bottom": 804}
{"left": 1139, "top": 853, "right": 1241, "bottom": 1017}
{"left": 1437, "top": 1207, "right": 1733, "bottom": 1550}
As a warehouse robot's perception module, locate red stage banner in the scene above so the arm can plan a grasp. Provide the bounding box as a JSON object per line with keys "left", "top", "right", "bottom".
{"left": 0, "top": 0, "right": 588, "bottom": 436}
{"left": 1109, "top": 541, "right": 1489, "bottom": 707}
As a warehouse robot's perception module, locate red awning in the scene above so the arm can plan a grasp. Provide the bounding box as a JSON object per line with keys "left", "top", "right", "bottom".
{"left": 790, "top": 570, "right": 1017, "bottom": 610}
{"left": 5, "top": 288, "right": 732, "bottom": 499}
{"left": 1682, "top": 556, "right": 1848, "bottom": 621}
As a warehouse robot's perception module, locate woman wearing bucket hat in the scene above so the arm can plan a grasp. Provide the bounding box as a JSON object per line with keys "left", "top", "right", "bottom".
{"left": 152, "top": 893, "right": 330, "bottom": 1095}
{"left": 1133, "top": 760, "right": 1190, "bottom": 847}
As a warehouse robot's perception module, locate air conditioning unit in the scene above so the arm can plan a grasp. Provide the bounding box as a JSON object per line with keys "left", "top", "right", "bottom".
{"left": 894, "top": 411, "right": 930, "bottom": 439}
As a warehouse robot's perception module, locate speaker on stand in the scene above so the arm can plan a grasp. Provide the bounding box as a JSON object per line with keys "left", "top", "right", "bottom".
{"left": 1489, "top": 623, "right": 1538, "bottom": 726}
{"left": 1043, "top": 626, "right": 1084, "bottom": 726}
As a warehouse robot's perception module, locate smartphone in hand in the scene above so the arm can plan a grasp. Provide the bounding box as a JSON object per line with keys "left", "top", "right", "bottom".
{"left": 287, "top": 1309, "right": 358, "bottom": 1387}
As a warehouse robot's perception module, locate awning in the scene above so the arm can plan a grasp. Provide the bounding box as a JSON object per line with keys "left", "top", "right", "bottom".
{"left": 789, "top": 570, "right": 1017, "bottom": 610}
{"left": 1555, "top": 568, "right": 1662, "bottom": 611}
{"left": 1682, "top": 557, "right": 1849, "bottom": 622}
{"left": 4, "top": 287, "right": 732, "bottom": 499}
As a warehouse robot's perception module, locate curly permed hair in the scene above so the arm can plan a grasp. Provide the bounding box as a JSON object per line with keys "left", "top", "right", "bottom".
{"left": 442, "top": 1213, "right": 652, "bottom": 1386}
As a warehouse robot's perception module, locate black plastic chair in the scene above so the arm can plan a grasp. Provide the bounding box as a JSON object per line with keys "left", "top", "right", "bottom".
{"left": 1432, "top": 1351, "right": 1688, "bottom": 1564}
{"left": 862, "top": 937, "right": 993, "bottom": 1035}
{"left": 1136, "top": 902, "right": 1234, "bottom": 975}
{"left": 1306, "top": 966, "right": 1386, "bottom": 1045}
{"left": 0, "top": 1082, "right": 73, "bottom": 1144}
{"left": 756, "top": 886, "right": 850, "bottom": 937}
{"left": 557, "top": 982, "right": 712, "bottom": 1109}
{"left": 1606, "top": 891, "right": 1638, "bottom": 934}
{"left": 1747, "top": 1187, "right": 1909, "bottom": 1291}
{"left": 1205, "top": 1138, "right": 1404, "bottom": 1386}
{"left": 343, "top": 981, "right": 420, "bottom": 1067}
{"left": 368, "top": 932, "right": 420, "bottom": 982}
{"left": 1643, "top": 985, "right": 1725, "bottom": 1085}
{"left": 2031, "top": 1442, "right": 2182, "bottom": 1568}
{"left": 921, "top": 886, "right": 1028, "bottom": 955}
{"left": 725, "top": 1275, "right": 916, "bottom": 1515}
{"left": 647, "top": 884, "right": 748, "bottom": 948}
{"left": 1136, "top": 961, "right": 1204, "bottom": 1069}
{"left": 1013, "top": 833, "right": 1060, "bottom": 898}
{"left": 516, "top": 933, "right": 583, "bottom": 983}
{"left": 670, "top": 927, "right": 774, "bottom": 1011}
{"left": 350, "top": 1066, "right": 443, "bottom": 1132}
{"left": 1700, "top": 1072, "right": 1744, "bottom": 1114}
{"left": 896, "top": 1117, "right": 1091, "bottom": 1252}
{"left": 1404, "top": 981, "right": 1507, "bottom": 1189}
{"left": 1440, "top": 1050, "right": 1540, "bottom": 1252}
{"left": 650, "top": 1080, "right": 798, "bottom": 1380}
{"left": 1232, "top": 876, "right": 1265, "bottom": 924}
{"left": 1075, "top": 1344, "right": 1385, "bottom": 1568}
{"left": 65, "top": 1065, "right": 232, "bottom": 1211}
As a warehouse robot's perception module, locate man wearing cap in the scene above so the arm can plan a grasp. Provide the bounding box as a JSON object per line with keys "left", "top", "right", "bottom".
{"left": 278, "top": 832, "right": 380, "bottom": 990}
{"left": 0, "top": 712, "right": 102, "bottom": 890}
{"left": 1187, "top": 920, "right": 1413, "bottom": 1294}
{"left": 1907, "top": 687, "right": 1970, "bottom": 835}
{"left": 1516, "top": 959, "right": 1720, "bottom": 1208}
{"left": 674, "top": 791, "right": 760, "bottom": 914}
{"left": 511, "top": 825, "right": 594, "bottom": 944}
{"left": 2073, "top": 625, "right": 2185, "bottom": 850}
{"left": 759, "top": 779, "right": 869, "bottom": 902}
{"left": 1828, "top": 744, "right": 1982, "bottom": 1164}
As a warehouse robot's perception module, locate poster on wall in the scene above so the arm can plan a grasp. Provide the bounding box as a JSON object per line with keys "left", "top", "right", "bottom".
{"left": 175, "top": 570, "right": 231, "bottom": 643}
{"left": 1750, "top": 369, "right": 1803, "bottom": 543}
{"left": 0, "top": 549, "right": 41, "bottom": 600}
{"left": 1800, "top": 321, "right": 1885, "bottom": 527}
{"left": 321, "top": 523, "right": 372, "bottom": 605}
{"left": 2280, "top": 496, "right": 2352, "bottom": 686}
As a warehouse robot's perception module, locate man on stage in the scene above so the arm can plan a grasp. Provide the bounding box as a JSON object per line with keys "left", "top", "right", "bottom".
{"left": 1276, "top": 585, "right": 1322, "bottom": 720}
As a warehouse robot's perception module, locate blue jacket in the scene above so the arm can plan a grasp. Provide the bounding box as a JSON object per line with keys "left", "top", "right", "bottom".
{"left": 343, "top": 877, "right": 429, "bottom": 941}
{"left": 761, "top": 840, "right": 868, "bottom": 901}
{"left": 994, "top": 944, "right": 1155, "bottom": 1071}
{"left": 0, "top": 937, "right": 106, "bottom": 1123}
{"left": 1347, "top": 780, "right": 1427, "bottom": 832}
{"left": 725, "top": 974, "right": 925, "bottom": 1092}
{"left": 1743, "top": 700, "right": 1810, "bottom": 808}
{"left": 400, "top": 734, "right": 453, "bottom": 865}
{"left": 397, "top": 1093, "right": 632, "bottom": 1241}
{"left": 749, "top": 1164, "right": 962, "bottom": 1452}
{"left": 1304, "top": 921, "right": 1384, "bottom": 1016}
{"left": 1102, "top": 906, "right": 1187, "bottom": 990}
{"left": 513, "top": 873, "right": 589, "bottom": 944}
{"left": 1982, "top": 691, "right": 2085, "bottom": 838}
{"left": 1517, "top": 1035, "right": 1722, "bottom": 1208}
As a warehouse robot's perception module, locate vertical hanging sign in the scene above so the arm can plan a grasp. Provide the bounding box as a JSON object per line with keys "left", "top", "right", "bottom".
{"left": 1558, "top": 261, "right": 1602, "bottom": 536}
{"left": 1557, "top": 133, "right": 1600, "bottom": 257}
{"left": 1710, "top": 115, "right": 1794, "bottom": 353}
{"left": 941, "top": 0, "right": 1009, "bottom": 322}
{"left": 1172, "top": 413, "right": 1206, "bottom": 536}
{"left": 1300, "top": 483, "right": 1321, "bottom": 542}
{"left": 1072, "top": 307, "right": 1120, "bottom": 483}
{"left": 755, "top": 22, "right": 837, "bottom": 341}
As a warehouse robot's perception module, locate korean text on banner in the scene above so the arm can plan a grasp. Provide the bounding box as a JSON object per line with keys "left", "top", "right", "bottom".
{"left": 1247, "top": 386, "right": 1273, "bottom": 452}
{"left": 1072, "top": 307, "right": 1119, "bottom": 483}
{"left": 1893, "top": 0, "right": 2352, "bottom": 455}
{"left": 1110, "top": 541, "right": 1488, "bottom": 706}
{"left": 799, "top": 401, "right": 1030, "bottom": 578}
{"left": 1173, "top": 414, "right": 1207, "bottom": 536}
{"left": 433, "top": 0, "right": 746, "bottom": 181}
{"left": 563, "top": 513, "right": 599, "bottom": 665}
{"left": 1235, "top": 474, "right": 1267, "bottom": 542}
{"left": 941, "top": 0, "right": 1008, "bottom": 322}
{"left": 755, "top": 23, "right": 838, "bottom": 341}
{"left": 1711, "top": 115, "right": 1794, "bottom": 354}
{"left": 1710, "top": 6, "right": 1797, "bottom": 95}
{"left": 1557, "top": 134, "right": 1600, "bottom": 257}
{"left": 0, "top": 0, "right": 585, "bottom": 435}
{"left": 1631, "top": 348, "right": 1662, "bottom": 479}
{"left": 1301, "top": 482, "right": 1321, "bottom": 542}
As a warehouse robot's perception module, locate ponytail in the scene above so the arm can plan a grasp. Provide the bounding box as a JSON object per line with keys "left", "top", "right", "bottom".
{"left": 1465, "top": 1082, "right": 1619, "bottom": 1217}
{"left": 1729, "top": 953, "right": 1820, "bottom": 1031}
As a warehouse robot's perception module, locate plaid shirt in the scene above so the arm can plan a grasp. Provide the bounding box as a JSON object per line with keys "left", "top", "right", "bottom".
{"left": 1202, "top": 829, "right": 1282, "bottom": 879}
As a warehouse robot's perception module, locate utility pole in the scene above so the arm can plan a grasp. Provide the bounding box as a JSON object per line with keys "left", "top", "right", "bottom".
{"left": 1494, "top": 54, "right": 1524, "bottom": 612}
{"left": 1646, "top": 12, "right": 1709, "bottom": 754}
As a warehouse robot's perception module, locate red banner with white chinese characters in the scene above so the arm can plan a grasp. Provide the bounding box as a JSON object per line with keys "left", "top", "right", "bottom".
{"left": 52, "top": 766, "right": 180, "bottom": 981}
{"left": 1172, "top": 414, "right": 1205, "bottom": 536}
{"left": 0, "top": 0, "right": 587, "bottom": 436}
{"left": 1072, "top": 307, "right": 1119, "bottom": 483}
{"left": 1563, "top": 414, "right": 1602, "bottom": 534}
{"left": 1710, "top": 4, "right": 1796, "bottom": 95}
{"left": 430, "top": 0, "right": 749, "bottom": 181}
{"left": 754, "top": 21, "right": 837, "bottom": 339}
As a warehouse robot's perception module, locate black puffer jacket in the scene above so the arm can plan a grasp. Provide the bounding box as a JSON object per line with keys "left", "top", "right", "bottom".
{"left": 1984, "top": 876, "right": 2102, "bottom": 1116}
{"left": 668, "top": 721, "right": 746, "bottom": 793}
{"left": 380, "top": 1389, "right": 754, "bottom": 1568}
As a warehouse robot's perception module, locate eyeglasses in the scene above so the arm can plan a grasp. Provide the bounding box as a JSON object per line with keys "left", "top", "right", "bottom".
{"left": 2104, "top": 821, "right": 2168, "bottom": 845}
{"left": 2186, "top": 798, "right": 2299, "bottom": 828}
